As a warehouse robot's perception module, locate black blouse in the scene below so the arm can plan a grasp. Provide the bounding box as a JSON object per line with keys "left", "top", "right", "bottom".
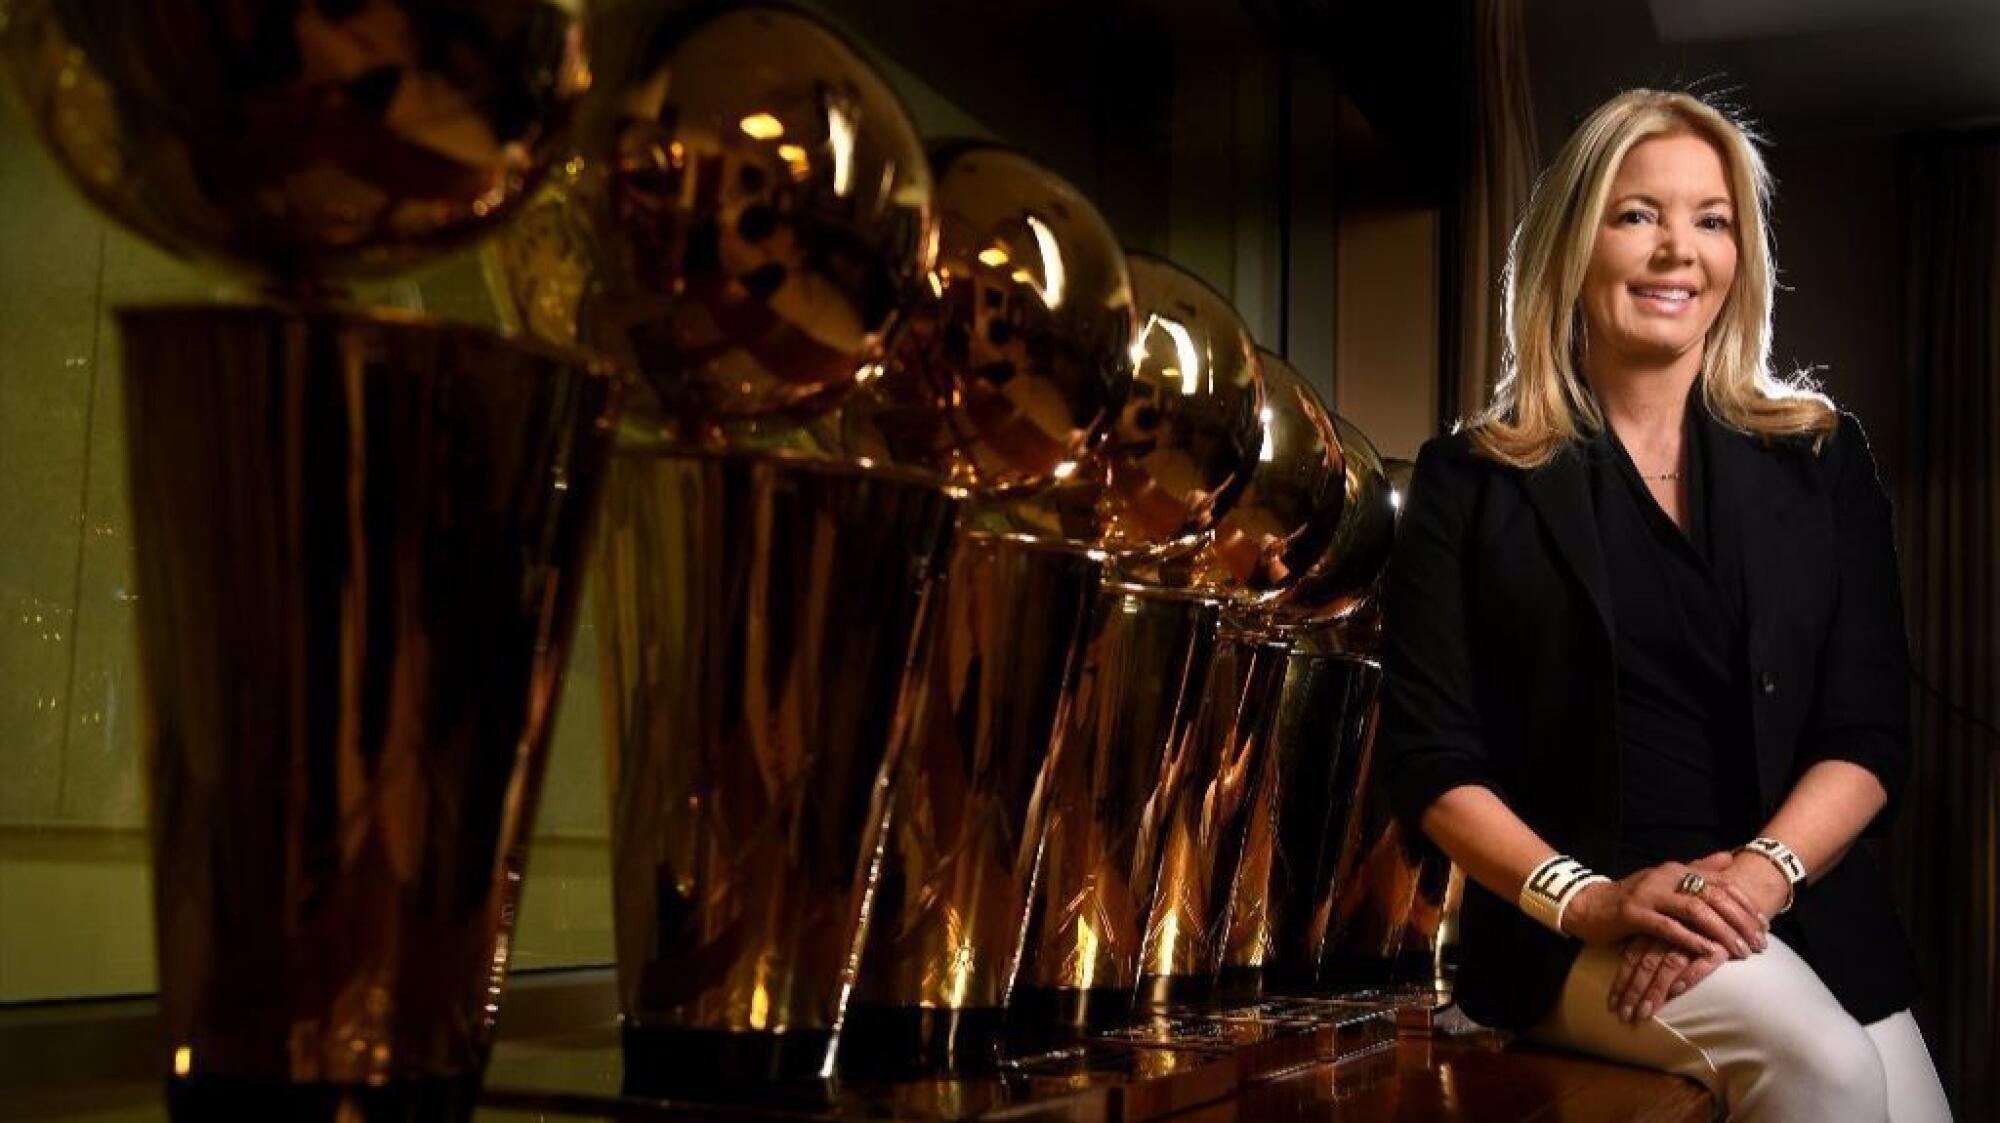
{"left": 1587, "top": 409, "right": 1761, "bottom": 873}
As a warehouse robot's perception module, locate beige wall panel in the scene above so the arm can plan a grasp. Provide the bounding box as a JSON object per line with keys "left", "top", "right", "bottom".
{"left": 1335, "top": 207, "right": 1440, "bottom": 461}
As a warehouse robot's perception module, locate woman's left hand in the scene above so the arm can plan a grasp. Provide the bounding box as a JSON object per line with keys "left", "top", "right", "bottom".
{"left": 1609, "top": 934, "right": 1728, "bottom": 1022}
{"left": 1607, "top": 851, "right": 1771, "bottom": 1020}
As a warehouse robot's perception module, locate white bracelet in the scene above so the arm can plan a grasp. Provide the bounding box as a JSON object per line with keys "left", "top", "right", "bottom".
{"left": 1737, "top": 836, "right": 1805, "bottom": 914}
{"left": 1520, "top": 854, "right": 1611, "bottom": 935}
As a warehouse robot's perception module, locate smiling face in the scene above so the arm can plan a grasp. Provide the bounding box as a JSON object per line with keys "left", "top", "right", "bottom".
{"left": 1579, "top": 130, "right": 1740, "bottom": 377}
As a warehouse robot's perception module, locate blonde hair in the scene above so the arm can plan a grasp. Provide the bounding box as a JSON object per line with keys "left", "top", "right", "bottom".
{"left": 1471, "top": 89, "right": 1835, "bottom": 468}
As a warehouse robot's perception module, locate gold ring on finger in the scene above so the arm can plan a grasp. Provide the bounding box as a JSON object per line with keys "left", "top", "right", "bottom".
{"left": 1676, "top": 872, "right": 1707, "bottom": 896}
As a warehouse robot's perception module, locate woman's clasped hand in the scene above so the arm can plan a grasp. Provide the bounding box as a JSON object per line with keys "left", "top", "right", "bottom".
{"left": 1562, "top": 851, "right": 1782, "bottom": 1021}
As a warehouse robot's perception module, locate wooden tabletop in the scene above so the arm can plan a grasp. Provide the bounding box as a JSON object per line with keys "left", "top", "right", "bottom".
{"left": 1214, "top": 1034, "right": 1717, "bottom": 1122}
{"left": 1, "top": 1029, "right": 1715, "bottom": 1122}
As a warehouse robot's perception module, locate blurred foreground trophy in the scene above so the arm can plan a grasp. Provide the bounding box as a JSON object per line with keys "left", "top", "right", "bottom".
{"left": 1220, "top": 416, "right": 1398, "bottom": 996}
{"left": 837, "top": 142, "right": 1136, "bottom": 1075}
{"left": 1009, "top": 254, "right": 1265, "bottom": 1031}
{"left": 1132, "top": 350, "right": 1346, "bottom": 1009}
{"left": 1, "top": 3, "right": 614, "bottom": 1119}
{"left": 487, "top": 3, "right": 949, "bottom": 1092}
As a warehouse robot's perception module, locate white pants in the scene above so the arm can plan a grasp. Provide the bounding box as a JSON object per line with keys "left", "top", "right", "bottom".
{"left": 1528, "top": 935, "right": 1952, "bottom": 1122}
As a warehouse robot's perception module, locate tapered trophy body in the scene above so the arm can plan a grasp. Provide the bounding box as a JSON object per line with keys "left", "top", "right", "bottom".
{"left": 1012, "top": 581, "right": 1223, "bottom": 1027}
{"left": 486, "top": 3, "right": 955, "bottom": 1090}
{"left": 1222, "top": 634, "right": 1379, "bottom": 992}
{"left": 842, "top": 529, "right": 1104, "bottom": 1072}
{"left": 1135, "top": 626, "right": 1290, "bottom": 1007}
{"left": 596, "top": 446, "right": 957, "bottom": 1085}
{"left": 124, "top": 308, "right": 617, "bottom": 1118}
{"left": 2, "top": 2, "right": 609, "bottom": 1116}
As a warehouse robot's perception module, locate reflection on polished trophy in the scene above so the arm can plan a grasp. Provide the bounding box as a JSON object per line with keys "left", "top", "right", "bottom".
{"left": 834, "top": 141, "right": 1137, "bottom": 1075}
{"left": 487, "top": 2, "right": 954, "bottom": 1093}
{"left": 0, "top": 2, "right": 617, "bottom": 1119}
{"left": 1221, "top": 414, "right": 1399, "bottom": 997}
{"left": 1131, "top": 349, "right": 1347, "bottom": 1010}
{"left": 1009, "top": 254, "right": 1266, "bottom": 1031}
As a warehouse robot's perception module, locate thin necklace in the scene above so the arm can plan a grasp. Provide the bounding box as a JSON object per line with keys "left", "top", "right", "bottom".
{"left": 1595, "top": 388, "right": 1692, "bottom": 483}
{"left": 1623, "top": 431, "right": 1687, "bottom": 482}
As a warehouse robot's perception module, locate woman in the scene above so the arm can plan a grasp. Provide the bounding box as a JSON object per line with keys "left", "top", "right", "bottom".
{"left": 1377, "top": 89, "right": 1952, "bottom": 1121}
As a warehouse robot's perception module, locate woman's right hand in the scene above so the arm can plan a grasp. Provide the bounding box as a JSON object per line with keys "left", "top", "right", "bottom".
{"left": 1560, "top": 860, "right": 1768, "bottom": 960}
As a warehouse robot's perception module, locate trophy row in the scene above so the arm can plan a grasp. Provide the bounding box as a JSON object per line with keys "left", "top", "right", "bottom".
{"left": 1, "top": 0, "right": 1450, "bottom": 1116}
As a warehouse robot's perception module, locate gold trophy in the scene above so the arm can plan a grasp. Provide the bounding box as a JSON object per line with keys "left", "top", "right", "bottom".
{"left": 0, "top": 2, "right": 612, "bottom": 1118}
{"left": 835, "top": 142, "right": 1136, "bottom": 1075}
{"left": 487, "top": 4, "right": 949, "bottom": 1092}
{"left": 1009, "top": 254, "right": 1265, "bottom": 1032}
{"left": 1220, "top": 415, "right": 1397, "bottom": 995}
{"left": 1130, "top": 350, "right": 1346, "bottom": 1010}
{"left": 1315, "top": 455, "right": 1460, "bottom": 1003}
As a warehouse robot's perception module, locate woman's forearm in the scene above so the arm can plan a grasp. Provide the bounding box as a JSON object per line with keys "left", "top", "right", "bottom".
{"left": 1756, "top": 759, "right": 1888, "bottom": 884}
{"left": 1418, "top": 783, "right": 1561, "bottom": 901}
{"left": 1420, "top": 785, "right": 1766, "bottom": 956}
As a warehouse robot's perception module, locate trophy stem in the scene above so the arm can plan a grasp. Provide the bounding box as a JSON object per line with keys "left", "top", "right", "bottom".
{"left": 117, "top": 303, "right": 618, "bottom": 1120}
{"left": 594, "top": 447, "right": 958, "bottom": 1093}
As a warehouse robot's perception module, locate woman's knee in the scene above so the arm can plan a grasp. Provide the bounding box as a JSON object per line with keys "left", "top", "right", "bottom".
{"left": 1732, "top": 1014, "right": 1888, "bottom": 1119}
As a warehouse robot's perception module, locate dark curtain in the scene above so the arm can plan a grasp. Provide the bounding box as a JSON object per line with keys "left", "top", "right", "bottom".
{"left": 1891, "top": 131, "right": 1999, "bottom": 1122}
{"left": 1451, "top": 0, "right": 1538, "bottom": 419}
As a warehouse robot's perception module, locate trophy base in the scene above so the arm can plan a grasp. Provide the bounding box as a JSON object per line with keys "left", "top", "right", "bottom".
{"left": 1204, "top": 996, "right": 1401, "bottom": 1063}
{"left": 1004, "top": 1042, "right": 1234, "bottom": 1123}
{"left": 1134, "top": 974, "right": 1212, "bottom": 1012}
{"left": 1214, "top": 965, "right": 1268, "bottom": 1004}
{"left": 1005, "top": 987, "right": 1136, "bottom": 1036}
{"left": 1090, "top": 1011, "right": 1323, "bottom": 1086}
{"left": 620, "top": 1024, "right": 835, "bottom": 1096}
{"left": 1317, "top": 952, "right": 1439, "bottom": 989}
{"left": 166, "top": 1073, "right": 480, "bottom": 1122}
{"left": 838, "top": 1004, "right": 1009, "bottom": 1077}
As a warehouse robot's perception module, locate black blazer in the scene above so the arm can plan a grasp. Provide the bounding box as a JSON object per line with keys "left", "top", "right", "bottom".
{"left": 1376, "top": 408, "right": 1919, "bottom": 1030}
